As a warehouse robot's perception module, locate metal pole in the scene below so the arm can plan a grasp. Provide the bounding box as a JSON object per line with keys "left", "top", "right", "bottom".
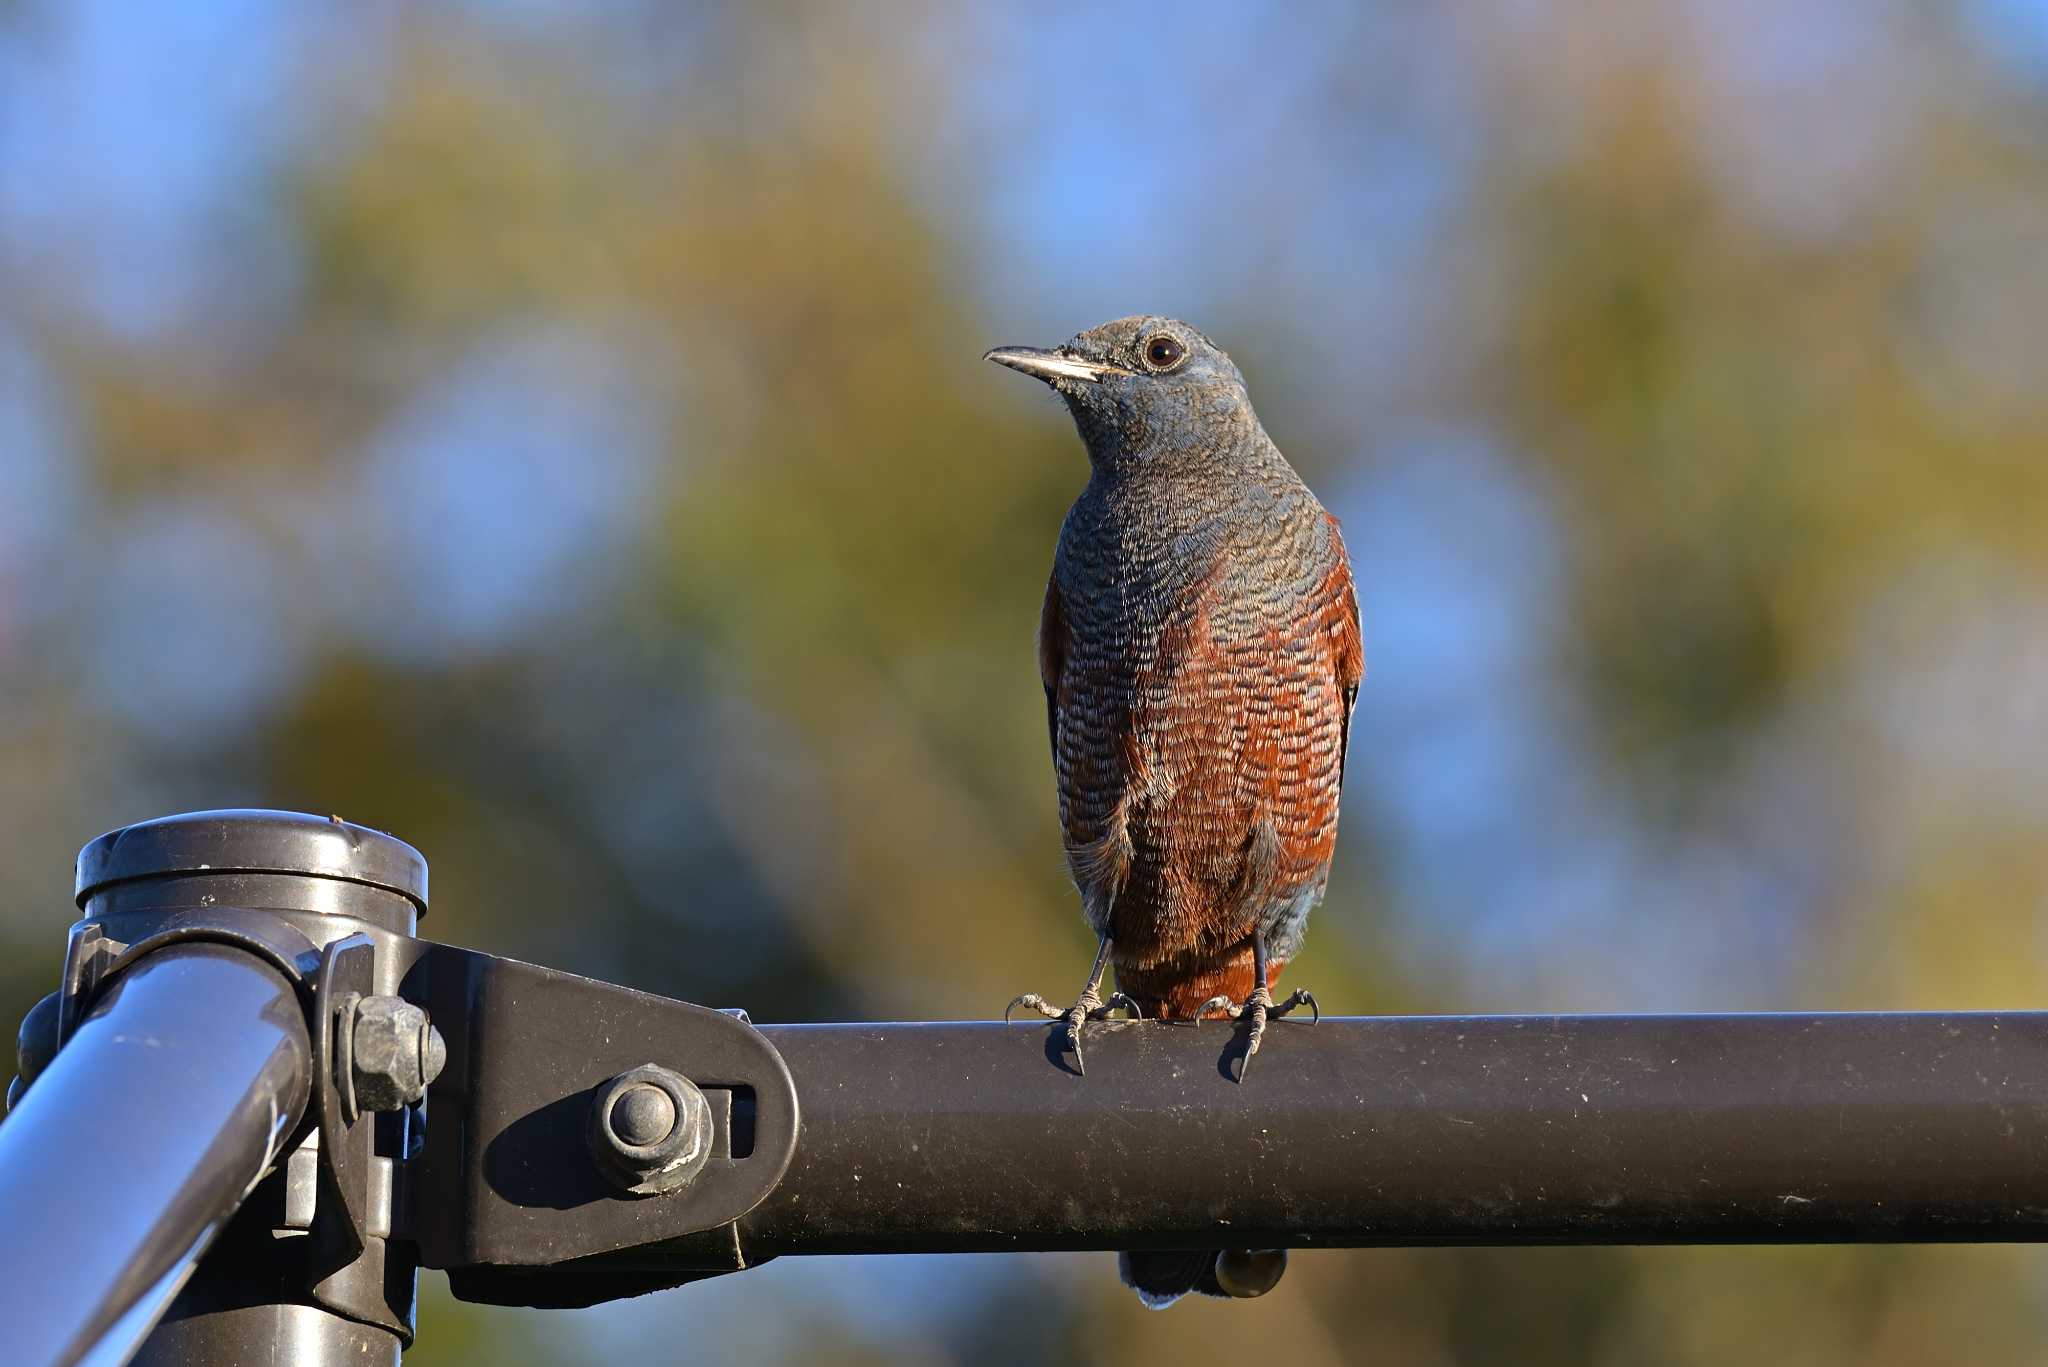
{"left": 0, "top": 943, "right": 311, "bottom": 1367}
{"left": 730, "top": 1013, "right": 2048, "bottom": 1256}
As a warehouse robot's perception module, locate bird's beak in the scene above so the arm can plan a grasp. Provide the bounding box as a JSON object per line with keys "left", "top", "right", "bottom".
{"left": 984, "top": 346, "right": 1132, "bottom": 385}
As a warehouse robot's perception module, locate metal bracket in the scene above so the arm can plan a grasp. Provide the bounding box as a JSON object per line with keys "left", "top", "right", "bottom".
{"left": 311, "top": 935, "right": 379, "bottom": 1275}
{"left": 57, "top": 908, "right": 324, "bottom": 1046}
{"left": 300, "top": 933, "right": 421, "bottom": 1340}
{"left": 412, "top": 944, "right": 799, "bottom": 1300}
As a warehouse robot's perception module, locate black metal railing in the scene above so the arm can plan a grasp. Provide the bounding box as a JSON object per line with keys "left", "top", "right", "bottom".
{"left": 7, "top": 811, "right": 2046, "bottom": 1365}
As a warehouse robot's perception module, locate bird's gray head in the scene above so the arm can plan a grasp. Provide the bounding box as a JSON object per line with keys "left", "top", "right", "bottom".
{"left": 985, "top": 316, "right": 1260, "bottom": 473}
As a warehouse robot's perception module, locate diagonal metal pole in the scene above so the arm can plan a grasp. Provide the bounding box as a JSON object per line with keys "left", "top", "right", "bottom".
{"left": 0, "top": 943, "right": 310, "bottom": 1367}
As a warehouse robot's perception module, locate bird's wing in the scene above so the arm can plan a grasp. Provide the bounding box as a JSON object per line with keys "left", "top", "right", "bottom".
{"left": 1324, "top": 513, "right": 1365, "bottom": 785}
{"left": 1038, "top": 571, "right": 1065, "bottom": 763}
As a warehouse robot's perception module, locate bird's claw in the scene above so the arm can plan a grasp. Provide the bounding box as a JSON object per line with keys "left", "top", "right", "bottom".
{"left": 1195, "top": 987, "right": 1318, "bottom": 1024}
{"left": 1093, "top": 991, "right": 1144, "bottom": 1021}
{"left": 1005, "top": 993, "right": 1064, "bottom": 1024}
{"left": 1005, "top": 988, "right": 1141, "bottom": 1075}
{"left": 1276, "top": 988, "right": 1319, "bottom": 1024}
{"left": 1196, "top": 987, "right": 1317, "bottom": 1082}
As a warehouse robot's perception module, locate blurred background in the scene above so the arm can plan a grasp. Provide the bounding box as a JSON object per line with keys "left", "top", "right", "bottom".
{"left": 6, "top": 1, "right": 2048, "bottom": 1362}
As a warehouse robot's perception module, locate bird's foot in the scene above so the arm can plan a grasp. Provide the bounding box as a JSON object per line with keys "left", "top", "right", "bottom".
{"left": 1193, "top": 986, "right": 1317, "bottom": 1080}
{"left": 1005, "top": 987, "right": 1142, "bottom": 1075}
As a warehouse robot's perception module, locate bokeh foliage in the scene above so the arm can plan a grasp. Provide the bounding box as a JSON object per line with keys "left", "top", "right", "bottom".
{"left": 5, "top": 3, "right": 2048, "bottom": 1363}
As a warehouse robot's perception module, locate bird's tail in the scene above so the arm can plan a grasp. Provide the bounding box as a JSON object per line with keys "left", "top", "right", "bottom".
{"left": 1117, "top": 1248, "right": 1287, "bottom": 1308}
{"left": 1119, "top": 1250, "right": 1225, "bottom": 1308}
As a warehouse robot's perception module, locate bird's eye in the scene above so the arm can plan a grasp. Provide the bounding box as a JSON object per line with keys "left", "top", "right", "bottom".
{"left": 1142, "top": 335, "right": 1186, "bottom": 371}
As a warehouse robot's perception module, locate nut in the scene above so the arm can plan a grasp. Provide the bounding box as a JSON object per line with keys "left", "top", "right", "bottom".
{"left": 588, "top": 1064, "right": 712, "bottom": 1196}
{"left": 349, "top": 995, "right": 445, "bottom": 1113}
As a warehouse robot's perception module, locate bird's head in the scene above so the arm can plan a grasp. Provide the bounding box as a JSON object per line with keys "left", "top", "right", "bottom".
{"left": 985, "top": 316, "right": 1257, "bottom": 470}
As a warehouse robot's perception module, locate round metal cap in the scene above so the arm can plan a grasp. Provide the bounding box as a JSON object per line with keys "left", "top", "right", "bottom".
{"left": 76, "top": 809, "right": 429, "bottom": 913}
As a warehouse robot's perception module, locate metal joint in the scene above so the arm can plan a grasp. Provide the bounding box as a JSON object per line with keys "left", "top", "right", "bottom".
{"left": 43, "top": 811, "right": 436, "bottom": 1361}
{"left": 410, "top": 943, "right": 801, "bottom": 1282}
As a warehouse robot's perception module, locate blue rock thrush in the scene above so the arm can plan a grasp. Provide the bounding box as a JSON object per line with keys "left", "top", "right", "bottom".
{"left": 987, "top": 316, "right": 1364, "bottom": 1306}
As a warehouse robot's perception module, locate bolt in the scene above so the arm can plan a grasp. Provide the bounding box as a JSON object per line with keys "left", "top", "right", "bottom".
{"left": 349, "top": 995, "right": 446, "bottom": 1113}
{"left": 588, "top": 1063, "right": 712, "bottom": 1196}
{"left": 610, "top": 1083, "right": 677, "bottom": 1147}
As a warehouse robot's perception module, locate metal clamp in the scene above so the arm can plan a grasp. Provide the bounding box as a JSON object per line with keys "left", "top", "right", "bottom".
{"left": 412, "top": 944, "right": 800, "bottom": 1281}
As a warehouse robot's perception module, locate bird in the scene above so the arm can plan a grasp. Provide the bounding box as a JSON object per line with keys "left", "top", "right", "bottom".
{"left": 987, "top": 316, "right": 1363, "bottom": 1306}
